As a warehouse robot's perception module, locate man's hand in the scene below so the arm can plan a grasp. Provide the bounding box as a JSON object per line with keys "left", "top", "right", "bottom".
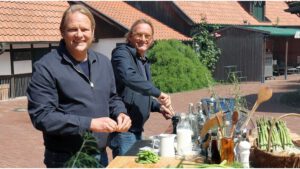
{"left": 90, "top": 117, "right": 118, "bottom": 132}
{"left": 158, "top": 92, "right": 171, "bottom": 107}
{"left": 116, "top": 113, "right": 132, "bottom": 132}
{"left": 160, "top": 105, "right": 174, "bottom": 120}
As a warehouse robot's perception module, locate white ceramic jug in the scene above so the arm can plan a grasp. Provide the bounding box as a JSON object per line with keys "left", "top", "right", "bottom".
{"left": 159, "top": 134, "right": 176, "bottom": 157}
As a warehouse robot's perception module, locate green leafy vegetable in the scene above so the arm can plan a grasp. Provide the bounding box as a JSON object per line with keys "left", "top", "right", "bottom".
{"left": 135, "top": 150, "right": 160, "bottom": 164}
{"left": 64, "top": 132, "right": 103, "bottom": 168}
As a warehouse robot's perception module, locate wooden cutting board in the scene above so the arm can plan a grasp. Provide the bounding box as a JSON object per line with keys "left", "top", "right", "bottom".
{"left": 107, "top": 156, "right": 204, "bottom": 168}
{"left": 107, "top": 156, "right": 180, "bottom": 168}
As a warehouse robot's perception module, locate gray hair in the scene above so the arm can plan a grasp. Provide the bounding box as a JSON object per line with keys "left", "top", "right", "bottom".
{"left": 125, "top": 19, "right": 154, "bottom": 43}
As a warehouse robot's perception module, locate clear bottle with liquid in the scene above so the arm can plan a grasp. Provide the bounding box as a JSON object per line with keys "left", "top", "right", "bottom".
{"left": 188, "top": 103, "right": 199, "bottom": 143}
{"left": 208, "top": 101, "right": 215, "bottom": 118}
{"left": 176, "top": 113, "right": 193, "bottom": 156}
{"left": 197, "top": 101, "right": 206, "bottom": 132}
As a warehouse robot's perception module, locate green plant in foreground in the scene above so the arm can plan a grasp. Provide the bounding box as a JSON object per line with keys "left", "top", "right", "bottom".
{"left": 64, "top": 132, "right": 103, "bottom": 168}
{"left": 135, "top": 150, "right": 160, "bottom": 164}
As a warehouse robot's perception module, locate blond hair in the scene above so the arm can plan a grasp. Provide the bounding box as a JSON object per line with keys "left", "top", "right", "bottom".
{"left": 60, "top": 4, "right": 95, "bottom": 35}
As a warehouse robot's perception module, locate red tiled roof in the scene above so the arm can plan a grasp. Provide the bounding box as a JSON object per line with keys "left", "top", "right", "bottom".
{"left": 0, "top": 1, "right": 69, "bottom": 42}
{"left": 174, "top": 1, "right": 300, "bottom": 26}
{"left": 84, "top": 1, "right": 190, "bottom": 41}
{"left": 265, "top": 1, "right": 300, "bottom": 26}
{"left": 0, "top": 1, "right": 189, "bottom": 43}
{"left": 5, "top": 1, "right": 298, "bottom": 43}
{"left": 174, "top": 1, "right": 264, "bottom": 26}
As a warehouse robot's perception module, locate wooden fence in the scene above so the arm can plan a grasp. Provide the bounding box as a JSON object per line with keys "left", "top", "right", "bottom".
{"left": 0, "top": 73, "right": 32, "bottom": 100}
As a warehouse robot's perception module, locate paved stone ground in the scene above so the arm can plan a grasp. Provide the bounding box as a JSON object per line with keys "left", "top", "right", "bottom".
{"left": 0, "top": 74, "right": 299, "bottom": 167}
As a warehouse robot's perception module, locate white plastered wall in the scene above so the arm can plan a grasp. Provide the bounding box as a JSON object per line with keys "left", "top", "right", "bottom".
{"left": 11, "top": 44, "right": 32, "bottom": 74}
{"left": 13, "top": 61, "right": 32, "bottom": 74}
{"left": 0, "top": 52, "right": 11, "bottom": 75}
{"left": 91, "top": 38, "right": 125, "bottom": 59}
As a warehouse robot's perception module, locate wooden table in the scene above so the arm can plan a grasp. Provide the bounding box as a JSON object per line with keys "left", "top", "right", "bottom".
{"left": 108, "top": 140, "right": 205, "bottom": 168}
{"left": 107, "top": 156, "right": 205, "bottom": 168}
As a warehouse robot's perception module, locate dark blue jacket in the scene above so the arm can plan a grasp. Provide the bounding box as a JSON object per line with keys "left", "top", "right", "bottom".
{"left": 27, "top": 41, "right": 126, "bottom": 153}
{"left": 111, "top": 44, "right": 161, "bottom": 132}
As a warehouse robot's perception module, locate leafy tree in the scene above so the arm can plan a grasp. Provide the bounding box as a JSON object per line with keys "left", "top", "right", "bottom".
{"left": 191, "top": 17, "right": 221, "bottom": 72}
{"left": 148, "top": 40, "right": 213, "bottom": 93}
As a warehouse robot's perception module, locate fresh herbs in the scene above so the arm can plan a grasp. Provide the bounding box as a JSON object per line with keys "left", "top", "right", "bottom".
{"left": 135, "top": 150, "right": 160, "bottom": 164}
{"left": 229, "top": 72, "right": 248, "bottom": 111}
{"left": 64, "top": 132, "right": 103, "bottom": 168}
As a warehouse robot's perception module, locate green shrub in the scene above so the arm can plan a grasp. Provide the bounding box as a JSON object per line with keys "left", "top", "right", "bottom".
{"left": 148, "top": 40, "right": 213, "bottom": 93}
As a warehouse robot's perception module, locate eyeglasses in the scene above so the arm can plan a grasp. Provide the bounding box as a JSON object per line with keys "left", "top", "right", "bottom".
{"left": 132, "top": 32, "right": 152, "bottom": 40}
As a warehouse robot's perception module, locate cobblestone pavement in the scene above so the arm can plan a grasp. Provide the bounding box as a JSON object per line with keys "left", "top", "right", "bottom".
{"left": 0, "top": 74, "right": 299, "bottom": 167}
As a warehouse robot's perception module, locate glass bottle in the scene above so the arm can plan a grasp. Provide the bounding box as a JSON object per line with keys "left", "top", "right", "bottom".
{"left": 208, "top": 102, "right": 214, "bottom": 118}
{"left": 224, "top": 120, "right": 231, "bottom": 138}
{"left": 176, "top": 113, "right": 193, "bottom": 156}
{"left": 197, "top": 101, "right": 206, "bottom": 132}
{"left": 188, "top": 103, "right": 199, "bottom": 143}
{"left": 171, "top": 114, "right": 180, "bottom": 134}
{"left": 210, "top": 97, "right": 216, "bottom": 113}
{"left": 202, "top": 130, "right": 212, "bottom": 160}
{"left": 211, "top": 132, "right": 221, "bottom": 164}
{"left": 220, "top": 121, "right": 235, "bottom": 165}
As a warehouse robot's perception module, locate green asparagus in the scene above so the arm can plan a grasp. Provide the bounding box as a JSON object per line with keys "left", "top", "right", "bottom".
{"left": 256, "top": 117, "right": 294, "bottom": 151}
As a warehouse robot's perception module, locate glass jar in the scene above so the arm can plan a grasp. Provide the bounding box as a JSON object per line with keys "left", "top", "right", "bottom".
{"left": 220, "top": 137, "right": 234, "bottom": 164}
{"left": 188, "top": 103, "right": 199, "bottom": 143}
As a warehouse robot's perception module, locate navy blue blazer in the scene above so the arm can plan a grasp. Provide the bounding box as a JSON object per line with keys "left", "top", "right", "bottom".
{"left": 111, "top": 44, "right": 161, "bottom": 132}
{"left": 27, "top": 40, "right": 126, "bottom": 152}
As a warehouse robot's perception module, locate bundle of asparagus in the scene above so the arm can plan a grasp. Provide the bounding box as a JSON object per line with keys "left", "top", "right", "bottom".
{"left": 256, "top": 117, "right": 293, "bottom": 152}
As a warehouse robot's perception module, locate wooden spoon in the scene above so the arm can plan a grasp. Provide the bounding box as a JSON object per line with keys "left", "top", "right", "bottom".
{"left": 200, "top": 111, "right": 224, "bottom": 138}
{"left": 241, "top": 85, "right": 272, "bottom": 130}
{"left": 230, "top": 111, "right": 239, "bottom": 138}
